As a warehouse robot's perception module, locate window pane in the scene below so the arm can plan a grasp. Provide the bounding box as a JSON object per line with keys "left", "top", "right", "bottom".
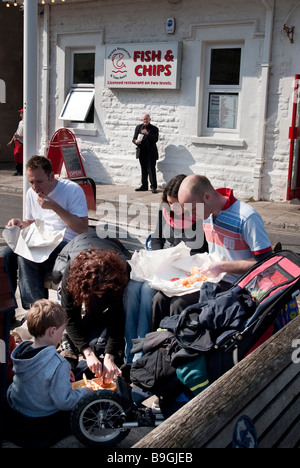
{"left": 73, "top": 53, "right": 95, "bottom": 84}
{"left": 59, "top": 88, "right": 95, "bottom": 121}
{"left": 208, "top": 93, "right": 238, "bottom": 129}
{"left": 210, "top": 48, "right": 241, "bottom": 85}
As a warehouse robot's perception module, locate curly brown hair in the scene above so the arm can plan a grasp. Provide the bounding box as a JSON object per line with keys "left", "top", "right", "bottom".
{"left": 67, "top": 249, "right": 129, "bottom": 307}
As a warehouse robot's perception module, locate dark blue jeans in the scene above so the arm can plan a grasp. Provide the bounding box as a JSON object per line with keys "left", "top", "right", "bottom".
{"left": 0, "top": 241, "right": 67, "bottom": 310}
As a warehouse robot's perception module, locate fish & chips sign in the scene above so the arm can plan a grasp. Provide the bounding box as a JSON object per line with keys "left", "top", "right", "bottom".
{"left": 105, "top": 42, "right": 181, "bottom": 89}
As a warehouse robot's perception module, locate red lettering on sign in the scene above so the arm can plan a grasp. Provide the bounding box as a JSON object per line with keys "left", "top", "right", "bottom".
{"left": 152, "top": 50, "right": 162, "bottom": 61}
{"left": 135, "top": 65, "right": 143, "bottom": 76}
{"left": 133, "top": 51, "right": 141, "bottom": 62}
{"left": 135, "top": 64, "right": 172, "bottom": 77}
{"left": 164, "top": 64, "right": 171, "bottom": 76}
{"left": 133, "top": 50, "right": 162, "bottom": 62}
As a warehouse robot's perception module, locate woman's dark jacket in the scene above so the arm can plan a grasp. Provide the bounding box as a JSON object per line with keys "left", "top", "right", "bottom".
{"left": 52, "top": 229, "right": 132, "bottom": 357}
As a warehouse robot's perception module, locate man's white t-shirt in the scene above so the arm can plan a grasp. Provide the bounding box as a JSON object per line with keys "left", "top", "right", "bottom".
{"left": 26, "top": 178, "right": 88, "bottom": 242}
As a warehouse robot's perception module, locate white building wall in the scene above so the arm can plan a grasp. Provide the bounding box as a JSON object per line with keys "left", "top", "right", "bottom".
{"left": 37, "top": 0, "right": 300, "bottom": 201}
{"left": 261, "top": 1, "right": 300, "bottom": 201}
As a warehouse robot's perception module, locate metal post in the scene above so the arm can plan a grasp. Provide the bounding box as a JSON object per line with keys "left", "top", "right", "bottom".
{"left": 23, "top": 0, "right": 38, "bottom": 218}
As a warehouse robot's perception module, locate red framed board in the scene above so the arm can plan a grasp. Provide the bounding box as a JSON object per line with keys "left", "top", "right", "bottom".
{"left": 287, "top": 74, "right": 300, "bottom": 200}
{"left": 47, "top": 129, "right": 96, "bottom": 210}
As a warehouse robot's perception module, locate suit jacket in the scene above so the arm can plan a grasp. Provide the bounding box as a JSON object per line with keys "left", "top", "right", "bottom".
{"left": 133, "top": 123, "right": 159, "bottom": 161}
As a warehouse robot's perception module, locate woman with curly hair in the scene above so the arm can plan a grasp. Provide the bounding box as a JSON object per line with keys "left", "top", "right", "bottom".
{"left": 60, "top": 243, "right": 130, "bottom": 384}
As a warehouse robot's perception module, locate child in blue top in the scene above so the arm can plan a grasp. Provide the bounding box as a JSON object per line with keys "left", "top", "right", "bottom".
{"left": 5, "top": 299, "right": 92, "bottom": 448}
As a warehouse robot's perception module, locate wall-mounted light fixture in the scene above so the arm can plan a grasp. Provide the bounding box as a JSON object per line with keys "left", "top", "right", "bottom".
{"left": 282, "top": 24, "right": 295, "bottom": 44}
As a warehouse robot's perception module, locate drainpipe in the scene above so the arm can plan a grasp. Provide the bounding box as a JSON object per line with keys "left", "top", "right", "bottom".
{"left": 23, "top": 0, "right": 38, "bottom": 217}
{"left": 41, "top": 4, "right": 50, "bottom": 154}
{"left": 253, "top": 0, "right": 274, "bottom": 200}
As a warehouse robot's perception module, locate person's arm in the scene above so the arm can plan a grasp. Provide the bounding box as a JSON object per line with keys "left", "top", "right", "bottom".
{"left": 60, "top": 263, "right": 103, "bottom": 378}
{"left": 202, "top": 209, "right": 272, "bottom": 279}
{"left": 82, "top": 347, "right": 103, "bottom": 377}
{"left": 50, "top": 359, "right": 92, "bottom": 412}
{"left": 102, "top": 354, "right": 122, "bottom": 384}
{"left": 132, "top": 125, "right": 141, "bottom": 145}
{"left": 199, "top": 258, "right": 257, "bottom": 279}
{"left": 36, "top": 192, "right": 88, "bottom": 234}
{"left": 144, "top": 125, "right": 159, "bottom": 144}
{"left": 61, "top": 263, "right": 89, "bottom": 351}
{"left": 82, "top": 298, "right": 125, "bottom": 381}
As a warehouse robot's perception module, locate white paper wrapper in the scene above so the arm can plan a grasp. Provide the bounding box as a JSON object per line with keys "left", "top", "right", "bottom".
{"left": 3, "top": 219, "right": 65, "bottom": 263}
{"left": 128, "top": 242, "right": 225, "bottom": 297}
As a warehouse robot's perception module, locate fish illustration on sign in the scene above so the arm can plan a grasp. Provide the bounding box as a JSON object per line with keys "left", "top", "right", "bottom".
{"left": 111, "top": 53, "right": 126, "bottom": 73}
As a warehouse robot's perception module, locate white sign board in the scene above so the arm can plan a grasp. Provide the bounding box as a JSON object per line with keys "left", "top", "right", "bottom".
{"left": 208, "top": 93, "right": 238, "bottom": 129}
{"left": 105, "top": 42, "right": 181, "bottom": 89}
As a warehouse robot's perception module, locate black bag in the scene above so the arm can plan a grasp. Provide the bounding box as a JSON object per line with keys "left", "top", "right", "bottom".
{"left": 130, "top": 331, "right": 179, "bottom": 391}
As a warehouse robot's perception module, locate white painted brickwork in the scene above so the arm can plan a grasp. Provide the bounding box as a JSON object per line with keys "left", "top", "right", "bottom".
{"left": 37, "top": 0, "right": 300, "bottom": 201}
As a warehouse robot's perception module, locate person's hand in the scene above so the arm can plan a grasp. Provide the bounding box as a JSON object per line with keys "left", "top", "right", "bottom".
{"left": 36, "top": 192, "right": 58, "bottom": 211}
{"left": 102, "top": 354, "right": 122, "bottom": 384}
{"left": 83, "top": 348, "right": 103, "bottom": 378}
{"left": 199, "top": 262, "right": 224, "bottom": 279}
{"left": 6, "top": 218, "right": 22, "bottom": 228}
{"left": 84, "top": 385, "right": 94, "bottom": 394}
{"left": 141, "top": 128, "right": 149, "bottom": 135}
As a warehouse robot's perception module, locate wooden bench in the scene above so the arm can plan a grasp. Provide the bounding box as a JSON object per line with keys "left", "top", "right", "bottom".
{"left": 134, "top": 315, "right": 300, "bottom": 449}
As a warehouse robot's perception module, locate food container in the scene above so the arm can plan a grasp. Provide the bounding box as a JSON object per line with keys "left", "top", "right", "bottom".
{"left": 72, "top": 377, "right": 117, "bottom": 391}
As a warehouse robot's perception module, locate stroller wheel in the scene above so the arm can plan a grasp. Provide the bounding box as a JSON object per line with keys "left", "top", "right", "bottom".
{"left": 71, "top": 390, "right": 130, "bottom": 448}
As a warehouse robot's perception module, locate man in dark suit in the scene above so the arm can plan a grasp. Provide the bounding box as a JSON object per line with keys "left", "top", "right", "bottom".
{"left": 133, "top": 113, "right": 159, "bottom": 193}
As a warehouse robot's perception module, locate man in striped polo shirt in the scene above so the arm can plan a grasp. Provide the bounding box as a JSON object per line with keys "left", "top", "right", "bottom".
{"left": 178, "top": 174, "right": 272, "bottom": 288}
{"left": 150, "top": 174, "right": 273, "bottom": 325}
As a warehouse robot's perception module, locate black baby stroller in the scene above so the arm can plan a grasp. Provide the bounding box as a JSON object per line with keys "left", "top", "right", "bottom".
{"left": 70, "top": 250, "right": 300, "bottom": 447}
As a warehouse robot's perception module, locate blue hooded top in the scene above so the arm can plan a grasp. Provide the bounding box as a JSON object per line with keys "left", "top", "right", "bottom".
{"left": 7, "top": 341, "right": 88, "bottom": 417}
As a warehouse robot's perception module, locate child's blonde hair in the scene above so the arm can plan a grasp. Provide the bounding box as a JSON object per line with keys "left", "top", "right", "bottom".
{"left": 26, "top": 299, "right": 67, "bottom": 338}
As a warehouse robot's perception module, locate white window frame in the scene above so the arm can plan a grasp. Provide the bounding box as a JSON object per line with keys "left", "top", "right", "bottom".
{"left": 59, "top": 87, "right": 95, "bottom": 122}
{"left": 202, "top": 43, "right": 243, "bottom": 137}
{"left": 189, "top": 20, "right": 262, "bottom": 148}
{"left": 56, "top": 31, "right": 104, "bottom": 136}
{"left": 71, "top": 49, "right": 95, "bottom": 87}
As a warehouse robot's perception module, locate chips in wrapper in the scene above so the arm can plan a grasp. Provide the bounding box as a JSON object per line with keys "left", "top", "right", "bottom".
{"left": 72, "top": 374, "right": 117, "bottom": 391}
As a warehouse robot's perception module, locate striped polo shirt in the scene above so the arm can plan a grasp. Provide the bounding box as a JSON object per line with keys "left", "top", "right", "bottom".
{"left": 204, "top": 188, "right": 272, "bottom": 284}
